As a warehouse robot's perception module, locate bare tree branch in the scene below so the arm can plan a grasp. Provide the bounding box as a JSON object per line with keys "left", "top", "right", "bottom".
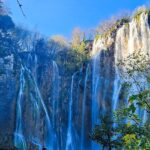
{"left": 16, "top": 0, "right": 26, "bottom": 17}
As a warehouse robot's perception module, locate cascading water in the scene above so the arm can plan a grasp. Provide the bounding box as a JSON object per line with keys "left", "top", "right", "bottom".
{"left": 112, "top": 38, "right": 122, "bottom": 126}
{"left": 80, "top": 65, "right": 89, "bottom": 150}
{"left": 89, "top": 11, "right": 150, "bottom": 150}
{"left": 52, "top": 61, "right": 60, "bottom": 149}
{"left": 25, "top": 67, "right": 53, "bottom": 150}
{"left": 29, "top": 93, "right": 41, "bottom": 148}
{"left": 34, "top": 54, "right": 38, "bottom": 79}
{"left": 112, "top": 28, "right": 122, "bottom": 113}
{"left": 66, "top": 71, "right": 79, "bottom": 150}
{"left": 2, "top": 10, "right": 150, "bottom": 150}
{"left": 14, "top": 66, "right": 27, "bottom": 150}
{"left": 112, "top": 12, "right": 150, "bottom": 121}
{"left": 91, "top": 53, "right": 101, "bottom": 150}
{"left": 112, "top": 68, "right": 121, "bottom": 112}
{"left": 52, "top": 61, "right": 59, "bottom": 125}
{"left": 25, "top": 54, "right": 43, "bottom": 149}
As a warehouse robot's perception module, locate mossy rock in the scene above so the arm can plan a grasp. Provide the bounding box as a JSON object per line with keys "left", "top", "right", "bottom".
{"left": 133, "top": 7, "right": 150, "bottom": 26}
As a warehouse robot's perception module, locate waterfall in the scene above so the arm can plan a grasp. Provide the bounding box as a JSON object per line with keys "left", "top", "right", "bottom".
{"left": 34, "top": 54, "right": 38, "bottom": 79}
{"left": 52, "top": 61, "right": 59, "bottom": 126}
{"left": 112, "top": 29, "right": 122, "bottom": 113}
{"left": 29, "top": 93, "right": 41, "bottom": 148}
{"left": 14, "top": 60, "right": 59, "bottom": 150}
{"left": 91, "top": 53, "right": 101, "bottom": 150}
{"left": 80, "top": 65, "right": 89, "bottom": 150}
{"left": 8, "top": 11, "right": 150, "bottom": 150}
{"left": 112, "top": 12, "right": 150, "bottom": 121}
{"left": 25, "top": 67, "right": 53, "bottom": 150}
{"left": 52, "top": 61, "right": 60, "bottom": 149}
{"left": 112, "top": 68, "right": 121, "bottom": 112}
{"left": 14, "top": 66, "right": 27, "bottom": 150}
{"left": 66, "top": 71, "right": 79, "bottom": 150}
{"left": 89, "top": 12, "right": 150, "bottom": 149}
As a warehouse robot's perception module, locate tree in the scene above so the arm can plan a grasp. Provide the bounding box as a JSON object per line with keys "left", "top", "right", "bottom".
{"left": 48, "top": 35, "right": 70, "bottom": 58}
{"left": 0, "top": 0, "right": 25, "bottom": 16}
{"left": 50, "top": 35, "right": 69, "bottom": 48}
{"left": 70, "top": 28, "right": 90, "bottom": 66}
{"left": 95, "top": 11, "right": 130, "bottom": 35}
{"left": 16, "top": 0, "right": 26, "bottom": 17}
{"left": 0, "top": 0, "right": 3, "bottom": 14}
{"left": 71, "top": 28, "right": 84, "bottom": 48}
{"left": 90, "top": 115, "right": 121, "bottom": 150}
{"left": 91, "top": 51, "right": 150, "bottom": 149}
{"left": 0, "top": 0, "right": 8, "bottom": 15}
{"left": 115, "top": 51, "right": 150, "bottom": 149}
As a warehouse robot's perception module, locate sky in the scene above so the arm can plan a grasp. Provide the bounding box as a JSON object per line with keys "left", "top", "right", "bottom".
{"left": 6, "top": 0, "right": 149, "bottom": 38}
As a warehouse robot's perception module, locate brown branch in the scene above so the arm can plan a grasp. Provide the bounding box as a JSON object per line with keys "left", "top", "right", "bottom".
{"left": 143, "top": 99, "right": 150, "bottom": 113}
{"left": 16, "top": 0, "right": 26, "bottom": 17}
{"left": 128, "top": 114, "right": 139, "bottom": 126}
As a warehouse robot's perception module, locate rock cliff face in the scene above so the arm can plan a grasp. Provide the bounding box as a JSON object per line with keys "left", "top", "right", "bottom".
{"left": 91, "top": 13, "right": 150, "bottom": 148}
{"left": 0, "top": 10, "right": 150, "bottom": 150}
{"left": 92, "top": 11, "right": 150, "bottom": 109}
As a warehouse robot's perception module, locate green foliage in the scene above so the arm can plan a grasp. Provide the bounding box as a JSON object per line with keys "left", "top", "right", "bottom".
{"left": 90, "top": 115, "right": 122, "bottom": 149}
{"left": 133, "top": 7, "right": 150, "bottom": 25}
{"left": 115, "top": 123, "right": 150, "bottom": 150}
{"left": 91, "top": 51, "right": 150, "bottom": 149}
{"left": 62, "top": 40, "right": 90, "bottom": 72}
{"left": 95, "top": 16, "right": 130, "bottom": 41}
{"left": 133, "top": 7, "right": 150, "bottom": 19}
{"left": 115, "top": 51, "right": 150, "bottom": 149}
{"left": 95, "top": 34, "right": 101, "bottom": 42}
{"left": 118, "top": 51, "right": 150, "bottom": 89}
{"left": 73, "top": 40, "right": 86, "bottom": 54}
{"left": 56, "top": 43, "right": 90, "bottom": 75}
{"left": 95, "top": 7, "right": 150, "bottom": 42}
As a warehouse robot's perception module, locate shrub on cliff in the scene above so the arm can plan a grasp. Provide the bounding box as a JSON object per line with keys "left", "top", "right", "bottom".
{"left": 95, "top": 11, "right": 130, "bottom": 39}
